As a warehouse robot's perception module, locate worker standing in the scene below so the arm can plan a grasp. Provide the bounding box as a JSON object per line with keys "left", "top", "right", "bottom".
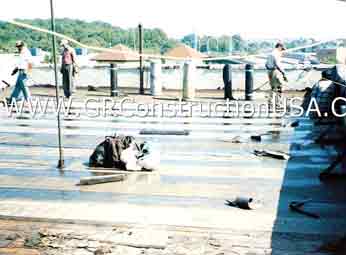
{"left": 265, "top": 42, "right": 288, "bottom": 109}
{"left": 8, "top": 41, "right": 33, "bottom": 103}
{"left": 60, "top": 40, "right": 77, "bottom": 98}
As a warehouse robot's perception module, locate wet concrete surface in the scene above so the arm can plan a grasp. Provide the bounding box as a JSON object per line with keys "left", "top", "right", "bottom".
{"left": 0, "top": 88, "right": 345, "bottom": 254}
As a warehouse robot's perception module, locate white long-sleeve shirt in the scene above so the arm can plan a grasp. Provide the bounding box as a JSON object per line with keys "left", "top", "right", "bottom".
{"left": 17, "top": 47, "right": 33, "bottom": 71}
{"left": 265, "top": 49, "right": 285, "bottom": 75}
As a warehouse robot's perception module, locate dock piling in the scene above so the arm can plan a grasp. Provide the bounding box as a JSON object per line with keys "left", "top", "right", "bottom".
{"left": 110, "top": 63, "right": 118, "bottom": 97}
{"left": 150, "top": 61, "right": 162, "bottom": 96}
{"left": 139, "top": 23, "right": 144, "bottom": 95}
{"left": 245, "top": 64, "right": 254, "bottom": 101}
{"left": 223, "top": 64, "right": 233, "bottom": 100}
{"left": 182, "top": 61, "right": 196, "bottom": 100}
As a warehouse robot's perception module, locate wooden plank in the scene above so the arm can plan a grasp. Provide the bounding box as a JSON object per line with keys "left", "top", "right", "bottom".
{"left": 139, "top": 129, "right": 190, "bottom": 136}
{"left": 77, "top": 174, "right": 127, "bottom": 186}
{"left": 0, "top": 248, "right": 40, "bottom": 255}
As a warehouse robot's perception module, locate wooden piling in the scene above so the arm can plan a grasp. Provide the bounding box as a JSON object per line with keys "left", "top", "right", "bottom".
{"left": 110, "top": 63, "right": 118, "bottom": 97}
{"left": 139, "top": 23, "right": 144, "bottom": 95}
{"left": 182, "top": 61, "right": 195, "bottom": 100}
{"left": 245, "top": 64, "right": 254, "bottom": 100}
{"left": 223, "top": 64, "right": 233, "bottom": 100}
{"left": 150, "top": 61, "right": 162, "bottom": 96}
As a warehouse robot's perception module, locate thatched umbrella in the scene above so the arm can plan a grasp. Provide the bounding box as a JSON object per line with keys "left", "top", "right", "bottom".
{"left": 93, "top": 44, "right": 139, "bottom": 63}
{"left": 165, "top": 44, "right": 206, "bottom": 60}
{"left": 93, "top": 44, "right": 139, "bottom": 96}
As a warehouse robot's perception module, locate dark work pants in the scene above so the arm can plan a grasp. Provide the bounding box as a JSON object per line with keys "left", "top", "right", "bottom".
{"left": 61, "top": 64, "right": 74, "bottom": 98}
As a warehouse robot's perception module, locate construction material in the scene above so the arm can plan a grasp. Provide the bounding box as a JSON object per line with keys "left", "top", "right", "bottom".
{"left": 226, "top": 197, "right": 261, "bottom": 210}
{"left": 89, "top": 135, "right": 135, "bottom": 169}
{"left": 250, "top": 135, "right": 262, "bottom": 142}
{"left": 140, "top": 129, "right": 190, "bottom": 136}
{"left": 289, "top": 200, "right": 320, "bottom": 219}
{"left": 77, "top": 174, "right": 127, "bottom": 186}
{"left": 284, "top": 120, "right": 300, "bottom": 128}
{"left": 136, "top": 142, "right": 161, "bottom": 171}
{"left": 229, "top": 136, "right": 242, "bottom": 143}
{"left": 1, "top": 80, "right": 11, "bottom": 87}
{"left": 254, "top": 149, "right": 290, "bottom": 160}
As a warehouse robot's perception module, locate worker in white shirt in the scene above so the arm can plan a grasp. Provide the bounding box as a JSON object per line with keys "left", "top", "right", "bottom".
{"left": 8, "top": 41, "right": 33, "bottom": 102}
{"left": 265, "top": 42, "right": 288, "bottom": 108}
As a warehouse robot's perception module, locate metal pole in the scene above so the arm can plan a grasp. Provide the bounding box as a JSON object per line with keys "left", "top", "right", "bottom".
{"left": 50, "top": 0, "right": 64, "bottom": 169}
{"left": 110, "top": 63, "right": 118, "bottom": 97}
{"left": 150, "top": 60, "right": 162, "bottom": 96}
{"left": 223, "top": 64, "right": 234, "bottom": 100}
{"left": 245, "top": 64, "right": 254, "bottom": 101}
{"left": 139, "top": 23, "right": 144, "bottom": 94}
{"left": 182, "top": 61, "right": 195, "bottom": 100}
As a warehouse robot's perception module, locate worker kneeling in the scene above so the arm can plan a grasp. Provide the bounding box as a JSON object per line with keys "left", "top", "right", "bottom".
{"left": 121, "top": 141, "right": 160, "bottom": 171}
{"left": 89, "top": 134, "right": 160, "bottom": 171}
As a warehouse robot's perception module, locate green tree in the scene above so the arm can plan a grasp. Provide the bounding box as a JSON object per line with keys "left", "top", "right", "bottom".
{"left": 0, "top": 19, "right": 177, "bottom": 54}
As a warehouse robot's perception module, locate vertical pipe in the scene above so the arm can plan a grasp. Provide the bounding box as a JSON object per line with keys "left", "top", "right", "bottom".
{"left": 223, "top": 64, "right": 233, "bottom": 100}
{"left": 182, "top": 61, "right": 195, "bottom": 100}
{"left": 139, "top": 23, "right": 144, "bottom": 95}
{"left": 50, "top": 0, "right": 64, "bottom": 169}
{"left": 146, "top": 66, "right": 150, "bottom": 89}
{"left": 150, "top": 61, "right": 162, "bottom": 96}
{"left": 110, "top": 63, "right": 118, "bottom": 97}
{"left": 245, "top": 64, "right": 254, "bottom": 101}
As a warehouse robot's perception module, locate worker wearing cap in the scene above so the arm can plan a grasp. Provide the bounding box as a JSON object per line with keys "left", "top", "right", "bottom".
{"left": 8, "top": 41, "right": 33, "bottom": 102}
{"left": 60, "top": 40, "right": 77, "bottom": 98}
{"left": 265, "top": 42, "right": 288, "bottom": 108}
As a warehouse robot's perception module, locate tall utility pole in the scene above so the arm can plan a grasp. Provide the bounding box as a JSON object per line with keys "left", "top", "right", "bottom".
{"left": 50, "top": 0, "right": 64, "bottom": 169}
{"left": 138, "top": 23, "right": 144, "bottom": 95}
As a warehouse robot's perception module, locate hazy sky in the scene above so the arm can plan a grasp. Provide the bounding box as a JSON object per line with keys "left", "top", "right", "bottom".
{"left": 2, "top": 0, "right": 346, "bottom": 39}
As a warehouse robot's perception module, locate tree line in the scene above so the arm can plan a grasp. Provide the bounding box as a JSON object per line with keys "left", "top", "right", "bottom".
{"left": 0, "top": 18, "right": 177, "bottom": 54}
{"left": 0, "top": 18, "right": 339, "bottom": 54}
